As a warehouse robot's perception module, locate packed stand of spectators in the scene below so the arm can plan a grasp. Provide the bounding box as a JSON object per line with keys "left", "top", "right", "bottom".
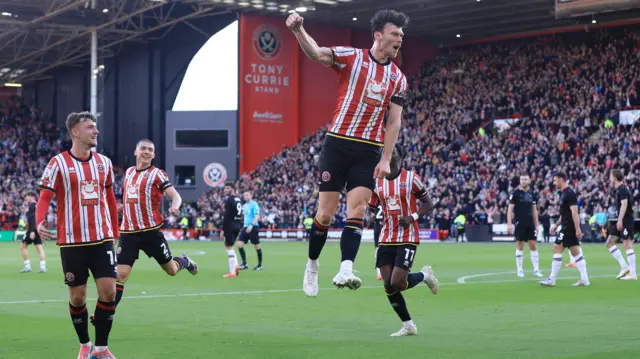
{"left": 198, "top": 25, "right": 640, "bottom": 234}
{"left": 0, "top": 98, "right": 124, "bottom": 230}
{"left": 3, "top": 26, "right": 640, "bottom": 236}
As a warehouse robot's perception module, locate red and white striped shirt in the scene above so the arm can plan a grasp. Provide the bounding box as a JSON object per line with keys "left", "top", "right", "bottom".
{"left": 329, "top": 47, "right": 408, "bottom": 145}
{"left": 121, "top": 166, "right": 171, "bottom": 233}
{"left": 369, "top": 169, "right": 428, "bottom": 244}
{"left": 39, "top": 151, "right": 115, "bottom": 246}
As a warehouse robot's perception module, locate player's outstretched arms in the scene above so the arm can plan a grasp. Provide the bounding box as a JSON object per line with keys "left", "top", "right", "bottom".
{"left": 286, "top": 12, "right": 332, "bottom": 66}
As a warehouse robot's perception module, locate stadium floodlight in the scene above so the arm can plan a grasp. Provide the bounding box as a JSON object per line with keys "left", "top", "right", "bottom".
{"left": 295, "top": 6, "right": 307, "bottom": 11}
{"left": 4, "top": 82, "right": 22, "bottom": 87}
{"left": 314, "top": 0, "right": 337, "bottom": 4}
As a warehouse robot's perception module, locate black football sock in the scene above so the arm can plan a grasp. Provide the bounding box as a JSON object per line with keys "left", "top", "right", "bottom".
{"left": 115, "top": 282, "right": 125, "bottom": 307}
{"left": 256, "top": 248, "right": 263, "bottom": 266}
{"left": 386, "top": 289, "right": 411, "bottom": 322}
{"left": 69, "top": 302, "right": 91, "bottom": 344}
{"left": 403, "top": 272, "right": 425, "bottom": 291}
{"left": 239, "top": 248, "right": 247, "bottom": 265}
{"left": 340, "top": 218, "right": 364, "bottom": 262}
{"left": 172, "top": 256, "right": 188, "bottom": 272}
{"left": 93, "top": 300, "right": 116, "bottom": 347}
{"left": 308, "top": 219, "right": 329, "bottom": 260}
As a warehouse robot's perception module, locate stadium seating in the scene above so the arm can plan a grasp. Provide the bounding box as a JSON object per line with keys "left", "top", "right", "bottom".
{"left": 2, "top": 26, "right": 640, "bottom": 232}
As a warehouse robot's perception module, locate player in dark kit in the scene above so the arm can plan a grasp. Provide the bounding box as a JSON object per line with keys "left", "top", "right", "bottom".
{"left": 373, "top": 205, "right": 383, "bottom": 280}
{"left": 540, "top": 171, "right": 590, "bottom": 287}
{"left": 19, "top": 191, "right": 47, "bottom": 273}
{"left": 222, "top": 183, "right": 242, "bottom": 278}
{"left": 605, "top": 169, "right": 637, "bottom": 280}
{"left": 507, "top": 174, "right": 542, "bottom": 278}
{"left": 287, "top": 9, "right": 410, "bottom": 297}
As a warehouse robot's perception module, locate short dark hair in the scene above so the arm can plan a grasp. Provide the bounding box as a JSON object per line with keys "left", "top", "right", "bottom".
{"left": 370, "top": 9, "right": 410, "bottom": 38}
{"left": 224, "top": 182, "right": 235, "bottom": 189}
{"left": 25, "top": 191, "right": 37, "bottom": 198}
{"left": 553, "top": 171, "right": 568, "bottom": 181}
{"left": 612, "top": 169, "right": 624, "bottom": 182}
{"left": 66, "top": 111, "right": 97, "bottom": 133}
{"left": 136, "top": 139, "right": 154, "bottom": 148}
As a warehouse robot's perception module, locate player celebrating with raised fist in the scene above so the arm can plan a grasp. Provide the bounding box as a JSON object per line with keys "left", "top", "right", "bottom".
{"left": 368, "top": 153, "right": 438, "bottom": 336}
{"left": 286, "top": 9, "right": 410, "bottom": 297}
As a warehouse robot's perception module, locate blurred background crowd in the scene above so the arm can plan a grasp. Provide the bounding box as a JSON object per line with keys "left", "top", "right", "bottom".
{"left": 2, "top": 26, "right": 640, "bottom": 241}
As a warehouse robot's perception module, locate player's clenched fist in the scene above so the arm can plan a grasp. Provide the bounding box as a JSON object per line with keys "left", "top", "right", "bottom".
{"left": 286, "top": 12, "right": 304, "bottom": 32}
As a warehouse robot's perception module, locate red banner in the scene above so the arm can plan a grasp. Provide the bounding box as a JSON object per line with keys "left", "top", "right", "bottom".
{"left": 239, "top": 15, "right": 299, "bottom": 174}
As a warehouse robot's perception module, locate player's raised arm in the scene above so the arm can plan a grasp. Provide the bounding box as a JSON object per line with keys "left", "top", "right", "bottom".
{"left": 286, "top": 12, "right": 333, "bottom": 66}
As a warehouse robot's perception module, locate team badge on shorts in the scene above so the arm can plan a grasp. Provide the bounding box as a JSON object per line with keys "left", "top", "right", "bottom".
{"left": 117, "top": 245, "right": 122, "bottom": 255}
{"left": 65, "top": 272, "right": 75, "bottom": 282}
{"left": 322, "top": 171, "right": 331, "bottom": 182}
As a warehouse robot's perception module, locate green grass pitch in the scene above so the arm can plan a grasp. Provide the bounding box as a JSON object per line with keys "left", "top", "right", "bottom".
{"left": 0, "top": 241, "right": 638, "bottom": 359}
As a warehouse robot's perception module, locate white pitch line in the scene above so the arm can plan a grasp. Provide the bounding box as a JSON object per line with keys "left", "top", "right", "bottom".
{"left": 457, "top": 271, "right": 514, "bottom": 284}
{"left": 0, "top": 273, "right": 619, "bottom": 305}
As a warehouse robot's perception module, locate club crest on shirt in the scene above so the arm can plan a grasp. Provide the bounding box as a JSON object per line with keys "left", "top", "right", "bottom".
{"left": 80, "top": 180, "right": 99, "bottom": 206}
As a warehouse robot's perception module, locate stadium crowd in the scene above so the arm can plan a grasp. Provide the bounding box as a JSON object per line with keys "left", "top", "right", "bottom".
{"left": 2, "top": 25, "right": 640, "bottom": 237}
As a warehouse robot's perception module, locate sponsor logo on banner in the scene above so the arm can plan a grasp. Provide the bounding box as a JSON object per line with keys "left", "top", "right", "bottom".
{"left": 419, "top": 229, "right": 439, "bottom": 241}
{"left": 203, "top": 163, "right": 227, "bottom": 187}
{"left": 252, "top": 111, "right": 284, "bottom": 124}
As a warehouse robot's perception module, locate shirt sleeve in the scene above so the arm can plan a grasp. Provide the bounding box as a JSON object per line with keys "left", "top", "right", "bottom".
{"left": 155, "top": 169, "right": 172, "bottom": 191}
{"left": 567, "top": 192, "right": 578, "bottom": 207}
{"left": 390, "top": 73, "right": 408, "bottom": 107}
{"left": 105, "top": 159, "right": 114, "bottom": 188}
{"left": 39, "top": 157, "right": 61, "bottom": 193}
{"left": 412, "top": 173, "right": 428, "bottom": 199}
{"left": 532, "top": 192, "right": 538, "bottom": 204}
{"left": 253, "top": 203, "right": 260, "bottom": 218}
{"left": 330, "top": 46, "right": 357, "bottom": 71}
{"left": 509, "top": 192, "right": 517, "bottom": 205}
